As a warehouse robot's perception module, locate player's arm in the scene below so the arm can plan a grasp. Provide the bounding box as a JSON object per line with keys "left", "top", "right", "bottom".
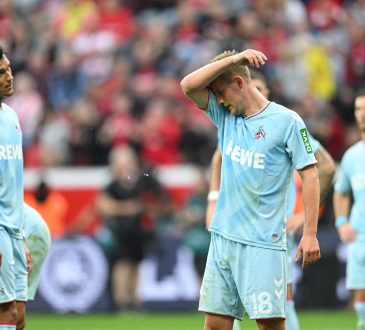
{"left": 333, "top": 190, "right": 356, "bottom": 243}
{"left": 315, "top": 144, "right": 336, "bottom": 205}
{"left": 287, "top": 144, "right": 335, "bottom": 233}
{"left": 96, "top": 193, "right": 142, "bottom": 217}
{"left": 296, "top": 164, "right": 321, "bottom": 268}
{"left": 205, "top": 146, "right": 222, "bottom": 228}
{"left": 180, "top": 49, "right": 267, "bottom": 109}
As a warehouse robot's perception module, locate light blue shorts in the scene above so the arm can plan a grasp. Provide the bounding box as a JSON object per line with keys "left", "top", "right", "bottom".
{"left": 286, "top": 233, "right": 295, "bottom": 284}
{"left": 25, "top": 224, "right": 51, "bottom": 300}
{"left": 346, "top": 240, "right": 365, "bottom": 290}
{"left": 199, "top": 233, "right": 287, "bottom": 320}
{"left": 0, "top": 227, "right": 28, "bottom": 303}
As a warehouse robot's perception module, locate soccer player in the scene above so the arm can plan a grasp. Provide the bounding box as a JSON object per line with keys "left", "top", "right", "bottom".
{"left": 15, "top": 203, "right": 51, "bottom": 330}
{"left": 206, "top": 73, "right": 335, "bottom": 330}
{"left": 22, "top": 203, "right": 51, "bottom": 301}
{"left": 180, "top": 48, "right": 321, "bottom": 330}
{"left": 0, "top": 46, "right": 27, "bottom": 330}
{"left": 333, "top": 88, "right": 365, "bottom": 330}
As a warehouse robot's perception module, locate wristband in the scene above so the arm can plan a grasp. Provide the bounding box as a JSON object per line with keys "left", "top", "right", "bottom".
{"left": 335, "top": 216, "right": 348, "bottom": 228}
{"left": 207, "top": 190, "right": 219, "bottom": 201}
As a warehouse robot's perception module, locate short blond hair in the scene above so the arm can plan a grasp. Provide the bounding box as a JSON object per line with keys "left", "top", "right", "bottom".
{"left": 210, "top": 50, "right": 251, "bottom": 83}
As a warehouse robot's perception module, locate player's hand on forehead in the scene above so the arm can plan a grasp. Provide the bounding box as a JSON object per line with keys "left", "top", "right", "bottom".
{"left": 232, "top": 49, "right": 267, "bottom": 68}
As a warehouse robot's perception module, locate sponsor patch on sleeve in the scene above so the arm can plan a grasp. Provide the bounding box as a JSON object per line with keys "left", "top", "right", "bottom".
{"left": 300, "top": 128, "right": 313, "bottom": 154}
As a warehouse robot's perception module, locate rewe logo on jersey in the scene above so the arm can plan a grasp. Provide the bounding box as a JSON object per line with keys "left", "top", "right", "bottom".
{"left": 225, "top": 140, "right": 265, "bottom": 169}
{"left": 0, "top": 144, "right": 23, "bottom": 160}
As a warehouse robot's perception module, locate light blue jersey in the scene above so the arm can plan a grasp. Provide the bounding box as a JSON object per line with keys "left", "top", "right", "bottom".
{"left": 206, "top": 93, "right": 317, "bottom": 250}
{"left": 0, "top": 103, "right": 24, "bottom": 238}
{"left": 334, "top": 141, "right": 365, "bottom": 241}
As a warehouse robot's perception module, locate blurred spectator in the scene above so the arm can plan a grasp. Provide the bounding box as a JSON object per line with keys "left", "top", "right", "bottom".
{"left": 48, "top": 49, "right": 87, "bottom": 111}
{"left": 7, "top": 71, "right": 44, "bottom": 147}
{"left": 137, "top": 97, "right": 182, "bottom": 166}
{"left": 52, "top": 0, "right": 97, "bottom": 41}
{"left": 71, "top": 8, "right": 117, "bottom": 82}
{"left": 68, "top": 98, "right": 109, "bottom": 165}
{"left": 180, "top": 169, "right": 210, "bottom": 283}
{"left": 95, "top": 145, "right": 163, "bottom": 310}
{"left": 25, "top": 179, "right": 70, "bottom": 239}
{"left": 98, "top": 92, "right": 135, "bottom": 148}
{"left": 97, "top": 0, "right": 136, "bottom": 44}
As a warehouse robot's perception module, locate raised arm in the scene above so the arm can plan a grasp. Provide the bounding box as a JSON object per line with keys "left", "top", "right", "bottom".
{"left": 295, "top": 164, "right": 321, "bottom": 268}
{"left": 205, "top": 146, "right": 222, "bottom": 228}
{"left": 180, "top": 49, "right": 267, "bottom": 109}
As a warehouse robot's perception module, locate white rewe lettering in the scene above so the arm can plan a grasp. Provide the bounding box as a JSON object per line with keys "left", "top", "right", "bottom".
{"left": 225, "top": 140, "right": 265, "bottom": 169}
{"left": 12, "top": 145, "right": 23, "bottom": 160}
{"left": 6, "top": 144, "right": 13, "bottom": 159}
{"left": 254, "top": 153, "right": 265, "bottom": 169}
{"left": 0, "top": 146, "right": 5, "bottom": 160}
{"left": 0, "top": 144, "right": 23, "bottom": 160}
{"left": 240, "top": 149, "right": 253, "bottom": 166}
{"left": 225, "top": 140, "right": 234, "bottom": 156}
{"left": 231, "top": 145, "right": 241, "bottom": 162}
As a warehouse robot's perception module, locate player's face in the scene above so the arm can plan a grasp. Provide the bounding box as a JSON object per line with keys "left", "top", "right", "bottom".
{"left": 0, "top": 55, "right": 13, "bottom": 98}
{"left": 210, "top": 78, "right": 244, "bottom": 116}
{"left": 354, "top": 95, "right": 365, "bottom": 133}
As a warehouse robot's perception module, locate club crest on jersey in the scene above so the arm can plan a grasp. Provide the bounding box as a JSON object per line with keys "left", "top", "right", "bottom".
{"left": 254, "top": 126, "right": 266, "bottom": 140}
{"left": 15, "top": 125, "right": 21, "bottom": 134}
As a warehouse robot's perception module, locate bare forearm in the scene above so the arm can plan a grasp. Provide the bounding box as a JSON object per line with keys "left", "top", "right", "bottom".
{"left": 315, "top": 145, "right": 336, "bottom": 205}
{"left": 301, "top": 167, "right": 320, "bottom": 236}
{"left": 181, "top": 56, "right": 234, "bottom": 95}
{"left": 333, "top": 192, "right": 351, "bottom": 217}
{"left": 209, "top": 147, "right": 222, "bottom": 191}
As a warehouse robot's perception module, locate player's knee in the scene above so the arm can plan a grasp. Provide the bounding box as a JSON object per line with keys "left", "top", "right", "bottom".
{"left": 17, "top": 317, "right": 25, "bottom": 330}
{"left": 256, "top": 317, "right": 285, "bottom": 330}
{"left": 0, "top": 302, "right": 18, "bottom": 324}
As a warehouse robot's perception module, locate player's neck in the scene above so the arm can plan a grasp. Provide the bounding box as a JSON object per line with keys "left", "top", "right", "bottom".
{"left": 243, "top": 88, "right": 269, "bottom": 117}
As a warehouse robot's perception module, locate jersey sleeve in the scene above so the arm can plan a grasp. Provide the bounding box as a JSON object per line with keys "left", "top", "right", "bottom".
{"left": 284, "top": 112, "right": 317, "bottom": 170}
{"left": 205, "top": 90, "right": 226, "bottom": 128}
{"left": 309, "top": 133, "right": 320, "bottom": 154}
{"left": 334, "top": 153, "right": 351, "bottom": 194}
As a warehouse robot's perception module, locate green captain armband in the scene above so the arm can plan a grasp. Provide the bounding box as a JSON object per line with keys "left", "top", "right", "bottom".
{"left": 335, "top": 216, "right": 348, "bottom": 228}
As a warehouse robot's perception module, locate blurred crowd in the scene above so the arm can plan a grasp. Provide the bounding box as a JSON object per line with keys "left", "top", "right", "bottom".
{"left": 2, "top": 0, "right": 365, "bottom": 169}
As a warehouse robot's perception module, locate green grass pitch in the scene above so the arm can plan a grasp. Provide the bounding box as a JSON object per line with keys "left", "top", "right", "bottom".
{"left": 26, "top": 310, "right": 357, "bottom": 330}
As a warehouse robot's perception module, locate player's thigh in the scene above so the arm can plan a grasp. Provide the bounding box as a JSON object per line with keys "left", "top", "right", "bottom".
{"left": 354, "top": 289, "right": 365, "bottom": 302}
{"left": 204, "top": 312, "right": 234, "bottom": 330}
{"left": 346, "top": 241, "right": 365, "bottom": 290}
{"left": 0, "top": 227, "right": 16, "bottom": 304}
{"left": 13, "top": 238, "right": 28, "bottom": 302}
{"left": 0, "top": 300, "right": 17, "bottom": 323}
{"left": 256, "top": 317, "right": 285, "bottom": 330}
{"left": 234, "top": 245, "right": 287, "bottom": 320}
